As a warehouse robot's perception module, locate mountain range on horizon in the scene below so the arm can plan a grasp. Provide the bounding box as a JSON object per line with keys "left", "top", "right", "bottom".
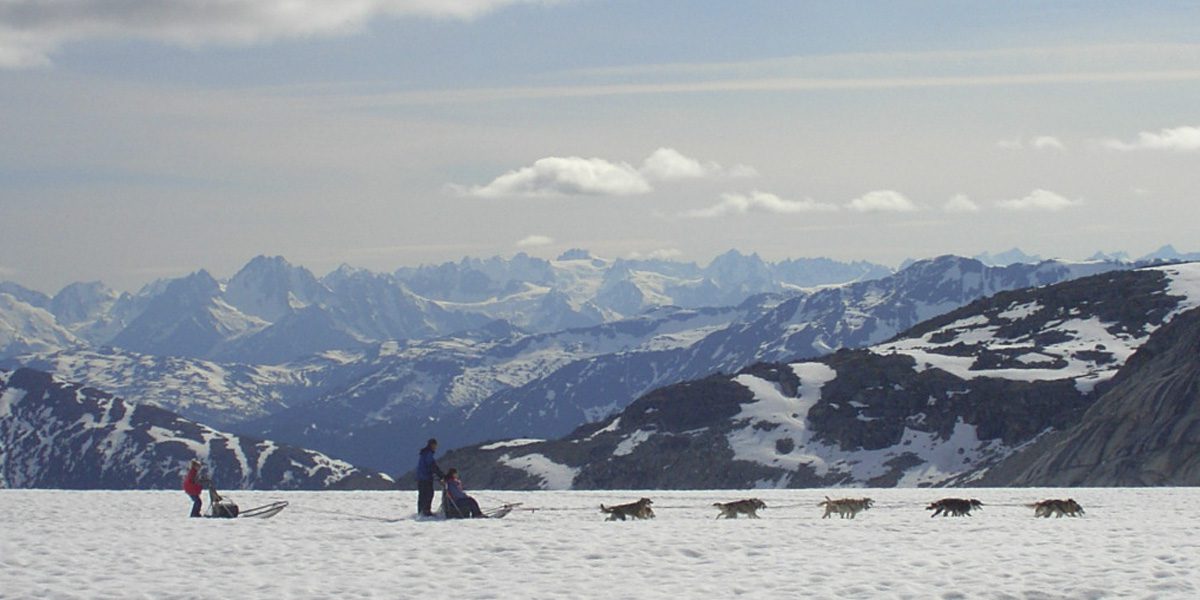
{"left": 6, "top": 260, "right": 1199, "bottom": 491}
{"left": 2, "top": 252, "right": 1143, "bottom": 474}
{"left": 6, "top": 243, "right": 1200, "bottom": 299}
{"left": 4, "top": 245, "right": 1195, "bottom": 363}
{"left": 1, "top": 249, "right": 901, "bottom": 363}
{"left": 434, "top": 263, "right": 1200, "bottom": 490}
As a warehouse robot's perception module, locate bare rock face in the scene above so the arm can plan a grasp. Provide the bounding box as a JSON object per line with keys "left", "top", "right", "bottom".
{"left": 999, "top": 307, "right": 1200, "bottom": 486}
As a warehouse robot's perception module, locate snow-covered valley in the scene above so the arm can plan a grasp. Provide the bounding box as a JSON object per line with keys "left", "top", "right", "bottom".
{"left": 1, "top": 488, "right": 1196, "bottom": 599}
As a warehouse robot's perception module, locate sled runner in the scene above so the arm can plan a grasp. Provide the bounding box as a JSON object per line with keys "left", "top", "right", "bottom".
{"left": 238, "top": 501, "right": 290, "bottom": 519}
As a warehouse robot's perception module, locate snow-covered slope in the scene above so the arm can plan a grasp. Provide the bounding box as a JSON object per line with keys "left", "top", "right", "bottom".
{"left": 0, "top": 293, "right": 80, "bottom": 358}
{"left": 0, "top": 368, "right": 391, "bottom": 490}
{"left": 456, "top": 256, "right": 1129, "bottom": 452}
{"left": 110, "top": 270, "right": 268, "bottom": 358}
{"left": 3, "top": 347, "right": 330, "bottom": 427}
{"left": 244, "top": 304, "right": 754, "bottom": 470}
{"left": 874, "top": 262, "right": 1200, "bottom": 394}
{"left": 223, "top": 255, "right": 332, "bottom": 322}
{"left": 437, "top": 263, "right": 1200, "bottom": 490}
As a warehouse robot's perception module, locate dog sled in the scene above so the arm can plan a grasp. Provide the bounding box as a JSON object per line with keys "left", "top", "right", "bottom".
{"left": 206, "top": 484, "right": 289, "bottom": 520}
{"left": 438, "top": 486, "right": 520, "bottom": 520}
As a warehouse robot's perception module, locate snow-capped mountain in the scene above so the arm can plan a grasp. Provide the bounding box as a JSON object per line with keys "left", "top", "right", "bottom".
{"left": 49, "top": 281, "right": 120, "bottom": 326}
{"left": 453, "top": 257, "right": 1129, "bottom": 453}
{"left": 0, "top": 368, "right": 391, "bottom": 490}
{"left": 4, "top": 253, "right": 1128, "bottom": 472}
{"left": 394, "top": 249, "right": 892, "bottom": 325}
{"left": 0, "top": 282, "right": 50, "bottom": 309}
{"left": 223, "top": 255, "right": 332, "bottom": 322}
{"left": 109, "top": 270, "right": 267, "bottom": 358}
{"left": 432, "top": 263, "right": 1200, "bottom": 490}
{"left": 0, "top": 252, "right": 1141, "bottom": 475}
{"left": 0, "top": 293, "right": 81, "bottom": 358}
{"left": 2, "top": 347, "right": 327, "bottom": 428}
{"left": 242, "top": 303, "right": 756, "bottom": 470}
{"left": 1138, "top": 244, "right": 1200, "bottom": 264}
{"left": 220, "top": 256, "right": 1122, "bottom": 472}
{"left": 973, "top": 248, "right": 1043, "bottom": 266}
{"left": 211, "top": 305, "right": 363, "bottom": 365}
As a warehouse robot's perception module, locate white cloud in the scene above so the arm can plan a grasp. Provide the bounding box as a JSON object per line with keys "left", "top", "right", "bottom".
{"left": 846, "top": 190, "right": 919, "bottom": 213}
{"left": 1103, "top": 126, "right": 1200, "bottom": 151}
{"left": 639, "top": 147, "right": 757, "bottom": 181}
{"left": 465, "top": 156, "right": 651, "bottom": 198}
{"left": 1031, "top": 136, "right": 1066, "bottom": 151}
{"left": 995, "top": 189, "right": 1083, "bottom": 211}
{"left": 943, "top": 194, "right": 981, "bottom": 213}
{"left": 997, "top": 136, "right": 1066, "bottom": 151}
{"left": 684, "top": 191, "right": 838, "bottom": 218}
{"left": 463, "top": 148, "right": 756, "bottom": 198}
{"left": 516, "top": 235, "right": 554, "bottom": 248}
{"left": 0, "top": 0, "right": 559, "bottom": 68}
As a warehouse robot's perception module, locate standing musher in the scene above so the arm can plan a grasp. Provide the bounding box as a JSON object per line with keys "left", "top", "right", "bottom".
{"left": 416, "top": 438, "right": 444, "bottom": 517}
{"left": 183, "top": 459, "right": 204, "bottom": 517}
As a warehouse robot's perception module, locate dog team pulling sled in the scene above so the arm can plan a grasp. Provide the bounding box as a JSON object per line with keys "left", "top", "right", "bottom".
{"left": 182, "top": 448, "right": 1087, "bottom": 522}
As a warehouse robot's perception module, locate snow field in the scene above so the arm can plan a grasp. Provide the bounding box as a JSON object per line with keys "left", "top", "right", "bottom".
{"left": 1, "top": 488, "right": 1197, "bottom": 599}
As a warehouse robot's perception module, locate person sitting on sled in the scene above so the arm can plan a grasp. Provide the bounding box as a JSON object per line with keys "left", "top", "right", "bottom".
{"left": 443, "top": 468, "right": 486, "bottom": 518}
{"left": 183, "top": 459, "right": 206, "bottom": 517}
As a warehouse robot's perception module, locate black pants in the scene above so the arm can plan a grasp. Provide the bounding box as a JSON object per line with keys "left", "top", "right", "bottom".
{"left": 447, "top": 495, "right": 485, "bottom": 518}
{"left": 417, "top": 480, "right": 435, "bottom": 516}
{"left": 188, "top": 493, "right": 202, "bottom": 518}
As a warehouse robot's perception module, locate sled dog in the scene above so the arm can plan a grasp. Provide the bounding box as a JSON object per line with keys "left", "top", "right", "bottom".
{"left": 1027, "top": 498, "right": 1084, "bottom": 518}
{"left": 713, "top": 498, "right": 767, "bottom": 519}
{"left": 818, "top": 497, "right": 874, "bottom": 519}
{"left": 600, "top": 498, "right": 655, "bottom": 521}
{"left": 927, "top": 498, "right": 983, "bottom": 517}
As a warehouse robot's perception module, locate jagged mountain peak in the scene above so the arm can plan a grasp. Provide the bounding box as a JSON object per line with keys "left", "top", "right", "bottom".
{"left": 556, "top": 248, "right": 595, "bottom": 261}
{"left": 1137, "top": 244, "right": 1200, "bottom": 263}
{"left": 224, "top": 255, "right": 328, "bottom": 322}
{"left": 0, "top": 282, "right": 51, "bottom": 309}
{"left": 49, "top": 281, "right": 119, "bottom": 325}
{"left": 974, "top": 247, "right": 1043, "bottom": 266}
{"left": 0, "top": 293, "right": 80, "bottom": 357}
{"left": 170, "top": 269, "right": 221, "bottom": 296}
{"left": 706, "top": 248, "right": 766, "bottom": 269}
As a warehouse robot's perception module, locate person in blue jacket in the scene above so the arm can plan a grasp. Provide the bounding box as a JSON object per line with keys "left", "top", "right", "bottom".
{"left": 443, "top": 468, "right": 485, "bottom": 518}
{"left": 416, "top": 438, "right": 444, "bottom": 517}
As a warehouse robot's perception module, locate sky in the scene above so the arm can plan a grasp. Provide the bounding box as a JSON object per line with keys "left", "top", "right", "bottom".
{"left": 1, "top": 0, "right": 1199, "bottom": 294}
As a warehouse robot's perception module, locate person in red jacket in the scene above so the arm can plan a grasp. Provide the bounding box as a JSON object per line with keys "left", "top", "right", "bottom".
{"left": 183, "top": 459, "right": 205, "bottom": 517}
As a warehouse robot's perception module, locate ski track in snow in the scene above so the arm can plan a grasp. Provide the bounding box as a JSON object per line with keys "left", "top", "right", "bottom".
{"left": 0, "top": 488, "right": 1196, "bottom": 599}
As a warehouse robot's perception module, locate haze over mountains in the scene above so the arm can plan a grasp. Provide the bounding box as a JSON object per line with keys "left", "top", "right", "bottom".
{"left": 1, "top": 246, "right": 1197, "bottom": 489}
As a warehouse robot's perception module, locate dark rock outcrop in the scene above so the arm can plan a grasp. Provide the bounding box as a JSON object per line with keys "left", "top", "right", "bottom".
{"left": 993, "top": 307, "right": 1200, "bottom": 486}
